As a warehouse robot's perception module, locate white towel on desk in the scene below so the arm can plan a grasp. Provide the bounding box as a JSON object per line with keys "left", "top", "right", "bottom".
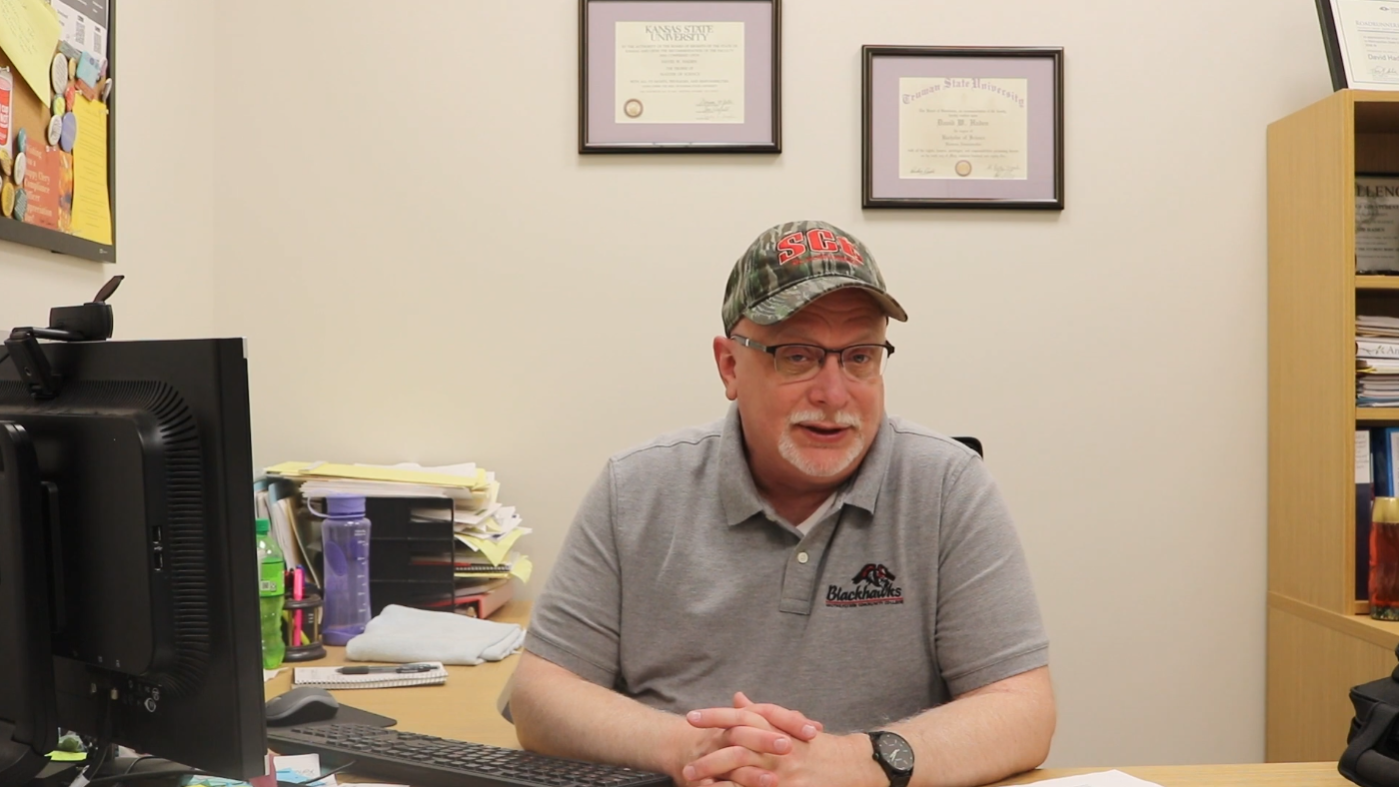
{"left": 344, "top": 604, "right": 526, "bottom": 665}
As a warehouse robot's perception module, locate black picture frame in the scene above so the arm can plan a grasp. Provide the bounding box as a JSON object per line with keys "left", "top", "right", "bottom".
{"left": 579, "top": 0, "right": 781, "bottom": 154}
{"left": 0, "top": 0, "right": 116, "bottom": 262}
{"left": 1314, "top": 0, "right": 1399, "bottom": 91}
{"left": 1315, "top": 0, "right": 1349, "bottom": 91}
{"left": 862, "top": 46, "right": 1064, "bottom": 210}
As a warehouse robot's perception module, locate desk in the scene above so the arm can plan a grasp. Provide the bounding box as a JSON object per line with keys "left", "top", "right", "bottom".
{"left": 995, "top": 763, "right": 1345, "bottom": 786}
{"left": 262, "top": 600, "right": 529, "bottom": 749}
{"left": 264, "top": 601, "right": 1347, "bottom": 786}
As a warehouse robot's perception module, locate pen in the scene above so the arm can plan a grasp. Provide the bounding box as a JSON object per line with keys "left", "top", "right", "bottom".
{"left": 337, "top": 663, "right": 438, "bottom": 674}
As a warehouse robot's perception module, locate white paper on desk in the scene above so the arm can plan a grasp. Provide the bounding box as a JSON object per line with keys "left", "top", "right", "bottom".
{"left": 273, "top": 754, "right": 339, "bottom": 787}
{"left": 1021, "top": 771, "right": 1162, "bottom": 787}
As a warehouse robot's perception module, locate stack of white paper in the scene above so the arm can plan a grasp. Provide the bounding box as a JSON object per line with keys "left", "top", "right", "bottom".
{"left": 1359, "top": 315, "right": 1399, "bottom": 406}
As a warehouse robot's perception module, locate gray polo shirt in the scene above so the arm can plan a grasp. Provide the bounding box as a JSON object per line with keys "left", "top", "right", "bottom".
{"left": 525, "top": 406, "right": 1048, "bottom": 732}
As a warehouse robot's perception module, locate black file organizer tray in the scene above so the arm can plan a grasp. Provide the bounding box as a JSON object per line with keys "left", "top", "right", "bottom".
{"left": 365, "top": 497, "right": 459, "bottom": 616}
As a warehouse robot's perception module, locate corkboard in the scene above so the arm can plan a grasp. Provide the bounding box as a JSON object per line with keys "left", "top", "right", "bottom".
{"left": 0, "top": 0, "right": 115, "bottom": 263}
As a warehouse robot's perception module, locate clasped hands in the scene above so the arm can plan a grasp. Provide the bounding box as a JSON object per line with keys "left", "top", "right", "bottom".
{"left": 676, "top": 692, "right": 871, "bottom": 787}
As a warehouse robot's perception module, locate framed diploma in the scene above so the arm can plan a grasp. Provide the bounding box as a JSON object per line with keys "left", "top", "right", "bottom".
{"left": 579, "top": 0, "right": 781, "bottom": 153}
{"left": 862, "top": 46, "right": 1064, "bottom": 210}
{"left": 1317, "top": 0, "right": 1399, "bottom": 90}
{"left": 1356, "top": 174, "right": 1399, "bottom": 272}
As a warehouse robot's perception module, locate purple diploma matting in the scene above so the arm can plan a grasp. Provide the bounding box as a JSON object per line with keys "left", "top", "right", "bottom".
{"left": 862, "top": 46, "right": 1064, "bottom": 210}
{"left": 580, "top": 0, "right": 780, "bottom": 153}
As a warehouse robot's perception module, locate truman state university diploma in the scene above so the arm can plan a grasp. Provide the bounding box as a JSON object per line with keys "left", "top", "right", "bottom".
{"left": 898, "top": 77, "right": 1028, "bottom": 180}
{"left": 614, "top": 21, "right": 745, "bottom": 124}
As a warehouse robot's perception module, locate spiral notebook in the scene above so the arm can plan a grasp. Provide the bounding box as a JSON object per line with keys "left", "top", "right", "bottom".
{"left": 292, "top": 662, "right": 448, "bottom": 690}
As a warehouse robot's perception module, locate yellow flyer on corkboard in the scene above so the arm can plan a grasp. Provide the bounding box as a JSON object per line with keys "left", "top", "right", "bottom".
{"left": 71, "top": 95, "right": 110, "bottom": 244}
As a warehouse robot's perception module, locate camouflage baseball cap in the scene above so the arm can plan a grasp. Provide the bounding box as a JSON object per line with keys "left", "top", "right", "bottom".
{"left": 722, "top": 220, "right": 908, "bottom": 334}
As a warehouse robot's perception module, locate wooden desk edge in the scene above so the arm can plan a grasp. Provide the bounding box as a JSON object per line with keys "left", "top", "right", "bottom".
{"left": 996, "top": 761, "right": 1345, "bottom": 786}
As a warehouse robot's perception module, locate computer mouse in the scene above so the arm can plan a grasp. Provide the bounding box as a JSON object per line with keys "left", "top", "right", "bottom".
{"left": 265, "top": 686, "right": 339, "bottom": 726}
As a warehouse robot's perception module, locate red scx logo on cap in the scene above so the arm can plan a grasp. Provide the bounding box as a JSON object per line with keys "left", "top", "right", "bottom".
{"left": 776, "top": 229, "right": 865, "bottom": 267}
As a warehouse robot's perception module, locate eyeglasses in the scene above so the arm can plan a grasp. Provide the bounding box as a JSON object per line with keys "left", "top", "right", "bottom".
{"left": 730, "top": 335, "right": 895, "bottom": 381}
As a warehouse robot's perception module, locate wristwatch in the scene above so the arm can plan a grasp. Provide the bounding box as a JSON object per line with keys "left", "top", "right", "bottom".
{"left": 866, "top": 730, "right": 915, "bottom": 787}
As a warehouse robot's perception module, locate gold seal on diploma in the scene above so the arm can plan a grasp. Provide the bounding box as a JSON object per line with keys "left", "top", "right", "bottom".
{"left": 623, "top": 99, "right": 644, "bottom": 119}
{"left": 955, "top": 160, "right": 973, "bottom": 177}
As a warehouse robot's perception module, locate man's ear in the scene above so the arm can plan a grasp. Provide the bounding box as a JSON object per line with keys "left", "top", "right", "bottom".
{"left": 713, "top": 336, "right": 740, "bottom": 401}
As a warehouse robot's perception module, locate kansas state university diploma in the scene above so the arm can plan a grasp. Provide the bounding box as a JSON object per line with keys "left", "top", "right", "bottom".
{"left": 898, "top": 77, "right": 1028, "bottom": 180}
{"left": 614, "top": 21, "right": 745, "bottom": 124}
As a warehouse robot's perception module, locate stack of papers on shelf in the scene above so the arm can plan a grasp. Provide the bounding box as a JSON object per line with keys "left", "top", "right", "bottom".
{"left": 1359, "top": 315, "right": 1399, "bottom": 406}
{"left": 411, "top": 492, "right": 535, "bottom": 605}
{"left": 264, "top": 458, "right": 535, "bottom": 616}
{"left": 265, "top": 461, "right": 494, "bottom": 505}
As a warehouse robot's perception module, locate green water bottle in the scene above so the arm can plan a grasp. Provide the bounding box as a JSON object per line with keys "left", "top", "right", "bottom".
{"left": 255, "top": 517, "right": 286, "bottom": 668}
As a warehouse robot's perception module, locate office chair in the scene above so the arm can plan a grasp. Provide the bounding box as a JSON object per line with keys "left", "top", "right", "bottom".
{"left": 952, "top": 436, "right": 983, "bottom": 458}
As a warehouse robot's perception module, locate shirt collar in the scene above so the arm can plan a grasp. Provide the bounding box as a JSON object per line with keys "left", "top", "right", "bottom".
{"left": 718, "top": 403, "right": 894, "bottom": 526}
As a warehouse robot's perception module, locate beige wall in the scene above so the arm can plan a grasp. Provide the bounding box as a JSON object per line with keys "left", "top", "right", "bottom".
{"left": 0, "top": 0, "right": 1340, "bottom": 772}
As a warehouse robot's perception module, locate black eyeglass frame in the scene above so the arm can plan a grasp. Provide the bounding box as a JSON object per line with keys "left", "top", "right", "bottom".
{"left": 729, "top": 334, "right": 896, "bottom": 379}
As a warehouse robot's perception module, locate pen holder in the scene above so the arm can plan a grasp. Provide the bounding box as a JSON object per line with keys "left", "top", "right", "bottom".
{"left": 282, "top": 592, "right": 327, "bottom": 661}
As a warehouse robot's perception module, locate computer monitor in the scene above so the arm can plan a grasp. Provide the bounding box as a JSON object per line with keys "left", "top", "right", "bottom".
{"left": 0, "top": 337, "right": 267, "bottom": 784}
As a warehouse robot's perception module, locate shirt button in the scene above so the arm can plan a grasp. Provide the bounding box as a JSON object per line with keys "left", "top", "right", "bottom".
{"left": 797, "top": 551, "right": 809, "bottom": 564}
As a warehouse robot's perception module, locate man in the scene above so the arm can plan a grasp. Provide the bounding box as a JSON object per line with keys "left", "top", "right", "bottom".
{"left": 509, "top": 221, "right": 1054, "bottom": 787}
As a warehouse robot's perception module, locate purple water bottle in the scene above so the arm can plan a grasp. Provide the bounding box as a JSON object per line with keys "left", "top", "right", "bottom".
{"left": 321, "top": 496, "right": 372, "bottom": 645}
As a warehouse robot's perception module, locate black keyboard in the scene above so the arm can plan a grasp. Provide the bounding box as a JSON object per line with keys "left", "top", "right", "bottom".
{"left": 266, "top": 723, "right": 672, "bottom": 787}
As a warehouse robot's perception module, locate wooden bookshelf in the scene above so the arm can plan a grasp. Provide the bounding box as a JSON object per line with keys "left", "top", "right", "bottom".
{"left": 1358, "top": 275, "right": 1399, "bottom": 291}
{"left": 1268, "top": 90, "right": 1399, "bottom": 763}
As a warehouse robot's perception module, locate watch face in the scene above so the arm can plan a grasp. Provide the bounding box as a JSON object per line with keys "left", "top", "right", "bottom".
{"left": 877, "top": 734, "right": 915, "bottom": 773}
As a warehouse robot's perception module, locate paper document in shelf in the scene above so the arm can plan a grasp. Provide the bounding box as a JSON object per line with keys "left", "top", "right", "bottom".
{"left": 0, "top": 0, "right": 61, "bottom": 102}
{"left": 464, "top": 523, "right": 528, "bottom": 544}
{"left": 414, "top": 502, "right": 501, "bottom": 526}
{"left": 449, "top": 551, "right": 531, "bottom": 581}
{"left": 452, "top": 508, "right": 523, "bottom": 537}
{"left": 455, "top": 528, "right": 531, "bottom": 565}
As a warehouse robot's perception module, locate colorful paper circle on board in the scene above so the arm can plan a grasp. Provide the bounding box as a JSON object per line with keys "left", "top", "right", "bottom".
{"left": 67, "top": 57, "right": 76, "bottom": 82}
{"left": 1, "top": 181, "right": 13, "bottom": 218}
{"left": 47, "top": 115, "right": 62, "bottom": 146}
{"left": 14, "top": 152, "right": 26, "bottom": 187}
{"left": 60, "top": 112, "right": 76, "bottom": 152}
{"left": 65, "top": 82, "right": 76, "bottom": 111}
{"left": 51, "top": 95, "right": 65, "bottom": 116}
{"left": 51, "top": 53, "right": 68, "bottom": 96}
{"left": 16, "top": 129, "right": 27, "bottom": 154}
{"left": 0, "top": 149, "right": 10, "bottom": 178}
{"left": 13, "top": 189, "right": 27, "bottom": 221}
